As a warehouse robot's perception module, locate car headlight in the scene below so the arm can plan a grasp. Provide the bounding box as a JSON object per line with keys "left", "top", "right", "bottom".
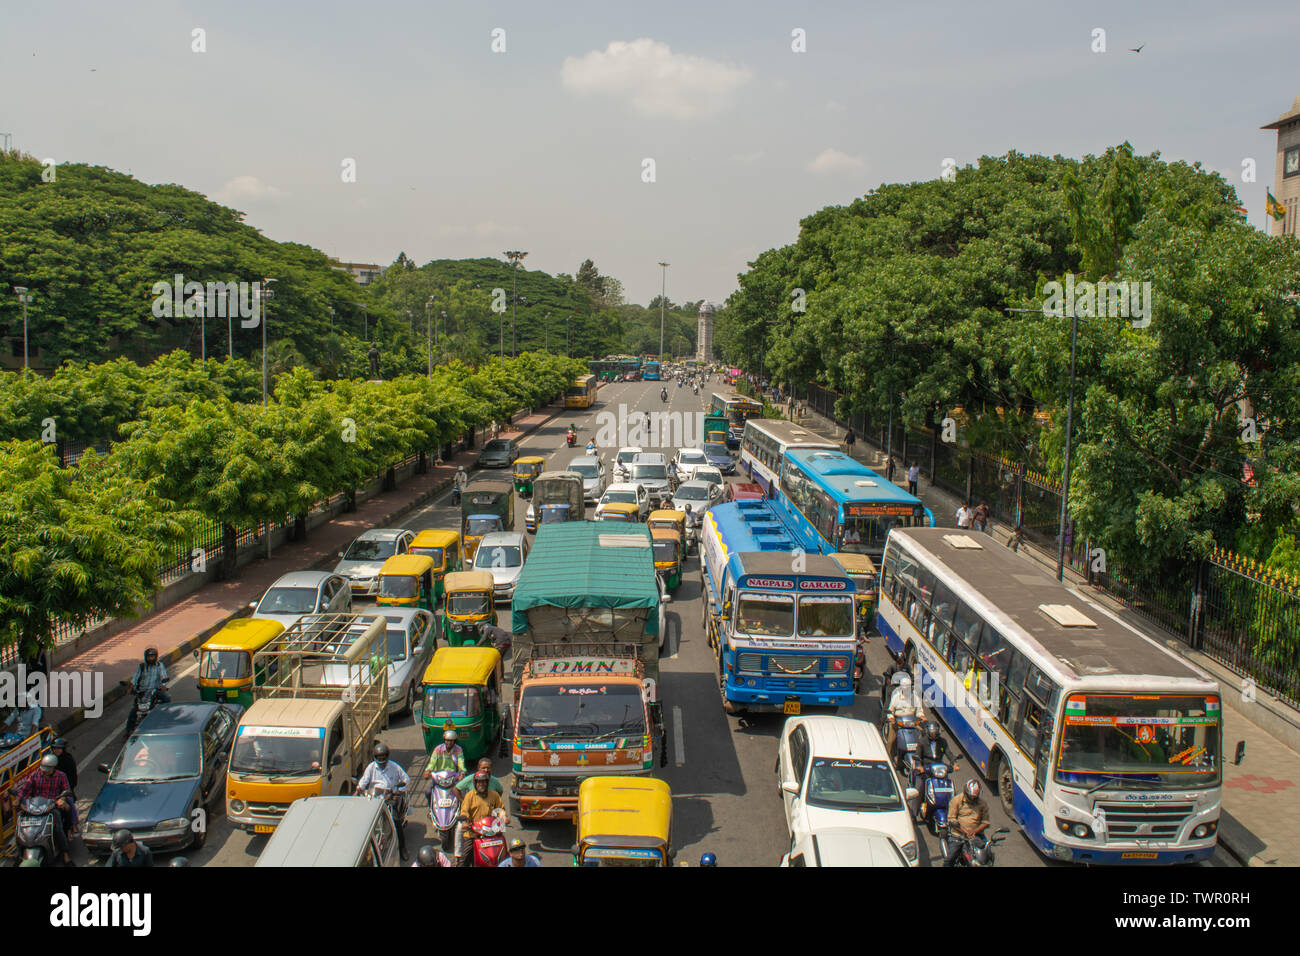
{"left": 157, "top": 817, "right": 189, "bottom": 831}
{"left": 83, "top": 822, "right": 111, "bottom": 836}
{"left": 229, "top": 799, "right": 246, "bottom": 814}
{"left": 451, "top": 621, "right": 463, "bottom": 631}
{"left": 901, "top": 840, "right": 918, "bottom": 861}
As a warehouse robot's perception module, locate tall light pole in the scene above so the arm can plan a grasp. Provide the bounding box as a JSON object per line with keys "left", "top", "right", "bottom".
{"left": 222, "top": 292, "right": 232, "bottom": 357}
{"left": 1055, "top": 310, "right": 1080, "bottom": 581}
{"left": 198, "top": 295, "right": 207, "bottom": 362}
{"left": 543, "top": 311, "right": 551, "bottom": 351}
{"left": 426, "top": 296, "right": 434, "bottom": 378}
{"left": 260, "top": 278, "right": 276, "bottom": 406}
{"left": 657, "top": 261, "right": 670, "bottom": 359}
{"left": 13, "top": 287, "right": 32, "bottom": 374}
{"left": 504, "top": 251, "right": 527, "bottom": 358}
{"left": 440, "top": 310, "right": 447, "bottom": 351}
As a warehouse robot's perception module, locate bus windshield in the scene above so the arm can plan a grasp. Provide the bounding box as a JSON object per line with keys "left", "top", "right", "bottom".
{"left": 736, "top": 593, "right": 794, "bottom": 636}
{"left": 797, "top": 597, "right": 855, "bottom": 638}
{"left": 839, "top": 516, "right": 911, "bottom": 554}
{"left": 1056, "top": 694, "right": 1221, "bottom": 789}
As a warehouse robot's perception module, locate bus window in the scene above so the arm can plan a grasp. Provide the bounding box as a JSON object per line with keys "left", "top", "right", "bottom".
{"left": 930, "top": 582, "right": 957, "bottom": 628}
{"left": 1005, "top": 651, "right": 1028, "bottom": 696}
{"left": 948, "top": 638, "right": 973, "bottom": 675}
{"left": 915, "top": 566, "right": 937, "bottom": 607}
{"left": 1016, "top": 697, "right": 1043, "bottom": 757}
{"left": 930, "top": 620, "right": 950, "bottom": 659}
{"left": 952, "top": 604, "right": 983, "bottom": 648}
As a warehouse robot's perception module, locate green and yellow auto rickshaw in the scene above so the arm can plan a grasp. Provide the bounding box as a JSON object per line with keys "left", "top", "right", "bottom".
{"left": 377, "top": 553, "right": 437, "bottom": 611}
{"left": 573, "top": 777, "right": 674, "bottom": 867}
{"left": 512, "top": 456, "right": 545, "bottom": 498}
{"left": 651, "top": 527, "right": 683, "bottom": 591}
{"left": 832, "top": 551, "right": 878, "bottom": 633}
{"left": 195, "top": 619, "right": 285, "bottom": 708}
{"left": 647, "top": 509, "right": 687, "bottom": 554}
{"left": 408, "top": 529, "right": 462, "bottom": 602}
{"left": 442, "top": 570, "right": 496, "bottom": 646}
{"left": 415, "top": 647, "right": 506, "bottom": 761}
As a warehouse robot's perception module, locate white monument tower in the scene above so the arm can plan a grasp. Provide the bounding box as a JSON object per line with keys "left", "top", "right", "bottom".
{"left": 696, "top": 301, "right": 715, "bottom": 364}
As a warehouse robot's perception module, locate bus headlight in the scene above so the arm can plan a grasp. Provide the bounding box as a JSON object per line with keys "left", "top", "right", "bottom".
{"left": 1056, "top": 817, "right": 1094, "bottom": 839}
{"left": 1192, "top": 821, "right": 1218, "bottom": 839}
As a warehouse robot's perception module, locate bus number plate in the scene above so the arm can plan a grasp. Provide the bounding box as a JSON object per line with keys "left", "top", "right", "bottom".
{"left": 783, "top": 700, "right": 801, "bottom": 715}
{"left": 1121, "top": 852, "right": 1158, "bottom": 859}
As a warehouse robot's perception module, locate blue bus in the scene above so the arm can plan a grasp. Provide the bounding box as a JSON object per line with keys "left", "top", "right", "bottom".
{"left": 641, "top": 361, "right": 661, "bottom": 381}
{"left": 700, "top": 501, "right": 858, "bottom": 716}
{"left": 771, "top": 448, "right": 933, "bottom": 562}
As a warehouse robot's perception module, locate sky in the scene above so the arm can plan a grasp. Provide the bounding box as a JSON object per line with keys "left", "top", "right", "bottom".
{"left": 4, "top": 0, "right": 1300, "bottom": 305}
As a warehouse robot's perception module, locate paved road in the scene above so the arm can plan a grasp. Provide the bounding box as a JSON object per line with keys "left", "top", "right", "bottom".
{"left": 58, "top": 377, "right": 1237, "bottom": 867}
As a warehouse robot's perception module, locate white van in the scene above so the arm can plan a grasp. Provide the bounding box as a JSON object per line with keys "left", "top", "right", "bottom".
{"left": 254, "top": 796, "right": 400, "bottom": 867}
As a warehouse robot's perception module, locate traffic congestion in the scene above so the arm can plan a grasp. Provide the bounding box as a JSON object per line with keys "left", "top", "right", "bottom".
{"left": 3, "top": 366, "right": 1236, "bottom": 868}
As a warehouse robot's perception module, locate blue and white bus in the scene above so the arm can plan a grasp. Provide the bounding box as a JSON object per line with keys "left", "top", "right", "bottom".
{"left": 878, "top": 527, "right": 1223, "bottom": 865}
{"left": 771, "top": 448, "right": 932, "bottom": 562}
{"left": 641, "top": 360, "right": 661, "bottom": 381}
{"left": 738, "top": 418, "right": 837, "bottom": 494}
{"left": 700, "top": 501, "right": 858, "bottom": 717}
{"left": 709, "top": 391, "right": 762, "bottom": 448}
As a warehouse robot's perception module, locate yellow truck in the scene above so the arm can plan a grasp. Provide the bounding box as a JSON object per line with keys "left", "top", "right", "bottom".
{"left": 225, "top": 613, "right": 389, "bottom": 835}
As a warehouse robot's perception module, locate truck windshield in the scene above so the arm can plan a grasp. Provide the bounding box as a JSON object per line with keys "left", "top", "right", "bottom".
{"left": 231, "top": 728, "right": 324, "bottom": 775}
{"left": 200, "top": 649, "right": 251, "bottom": 680}
{"left": 517, "top": 684, "right": 646, "bottom": 737}
{"left": 797, "top": 597, "right": 855, "bottom": 638}
{"left": 1056, "top": 694, "right": 1221, "bottom": 789}
{"left": 736, "top": 594, "right": 794, "bottom": 637}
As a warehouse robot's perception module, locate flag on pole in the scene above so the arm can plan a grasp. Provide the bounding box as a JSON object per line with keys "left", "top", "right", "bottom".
{"left": 1234, "top": 204, "right": 1248, "bottom": 218}
{"left": 1266, "top": 190, "right": 1287, "bottom": 221}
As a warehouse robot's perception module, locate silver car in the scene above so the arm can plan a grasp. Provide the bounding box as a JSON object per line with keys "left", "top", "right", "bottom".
{"left": 334, "top": 528, "right": 415, "bottom": 598}
{"left": 375, "top": 608, "right": 437, "bottom": 716}
{"left": 629, "top": 453, "right": 672, "bottom": 500}
{"left": 250, "top": 571, "right": 352, "bottom": 629}
{"left": 671, "top": 479, "right": 723, "bottom": 514}
{"left": 566, "top": 456, "right": 607, "bottom": 504}
{"left": 473, "top": 531, "right": 531, "bottom": 603}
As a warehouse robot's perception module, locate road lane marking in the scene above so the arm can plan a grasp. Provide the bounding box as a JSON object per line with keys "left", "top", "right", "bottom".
{"left": 673, "top": 705, "right": 685, "bottom": 767}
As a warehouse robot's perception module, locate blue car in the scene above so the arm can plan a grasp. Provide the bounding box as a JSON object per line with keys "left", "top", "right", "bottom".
{"left": 702, "top": 440, "right": 737, "bottom": 475}
{"left": 83, "top": 702, "right": 242, "bottom": 857}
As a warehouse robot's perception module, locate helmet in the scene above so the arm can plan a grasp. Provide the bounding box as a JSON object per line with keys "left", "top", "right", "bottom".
{"left": 112, "top": 829, "right": 135, "bottom": 850}
{"left": 169, "top": 856, "right": 190, "bottom": 867}
{"left": 416, "top": 845, "right": 440, "bottom": 867}
{"left": 925, "top": 720, "right": 941, "bottom": 741}
{"left": 144, "top": 647, "right": 158, "bottom": 663}
{"left": 964, "top": 779, "right": 982, "bottom": 799}
{"left": 898, "top": 674, "right": 912, "bottom": 688}
{"left": 508, "top": 838, "right": 526, "bottom": 852}
{"left": 443, "top": 729, "right": 458, "bottom": 744}
{"left": 683, "top": 504, "right": 692, "bottom": 513}
{"left": 700, "top": 853, "right": 717, "bottom": 867}
{"left": 39, "top": 754, "right": 58, "bottom": 772}
{"left": 53, "top": 737, "right": 67, "bottom": 750}
{"left": 474, "top": 770, "right": 490, "bottom": 782}
{"left": 458, "top": 465, "right": 465, "bottom": 471}
{"left": 373, "top": 742, "right": 390, "bottom": 762}
{"left": 889, "top": 670, "right": 908, "bottom": 686}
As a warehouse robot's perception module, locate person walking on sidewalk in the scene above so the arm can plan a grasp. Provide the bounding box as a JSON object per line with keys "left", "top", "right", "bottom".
{"left": 906, "top": 462, "right": 920, "bottom": 496}
{"left": 885, "top": 455, "right": 896, "bottom": 482}
{"left": 956, "top": 504, "right": 973, "bottom": 529}
{"left": 1006, "top": 525, "right": 1024, "bottom": 553}
{"left": 973, "top": 503, "right": 990, "bottom": 533}
{"left": 843, "top": 428, "right": 856, "bottom": 457}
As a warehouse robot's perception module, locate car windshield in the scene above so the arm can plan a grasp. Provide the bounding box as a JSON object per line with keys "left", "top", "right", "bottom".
{"left": 448, "top": 592, "right": 491, "bottom": 615}
{"left": 230, "top": 727, "right": 324, "bottom": 775}
{"left": 678, "top": 450, "right": 707, "bottom": 464}
{"left": 675, "top": 485, "right": 708, "bottom": 500}
{"left": 199, "top": 649, "right": 250, "bottom": 680}
{"left": 476, "top": 546, "right": 523, "bottom": 569}
{"left": 516, "top": 683, "right": 646, "bottom": 737}
{"left": 704, "top": 442, "right": 730, "bottom": 457}
{"left": 569, "top": 460, "right": 599, "bottom": 478}
{"left": 484, "top": 441, "right": 509, "bottom": 452}
{"left": 604, "top": 490, "right": 637, "bottom": 504}
{"left": 1056, "top": 694, "right": 1221, "bottom": 789}
{"left": 257, "top": 587, "right": 319, "bottom": 614}
{"left": 409, "top": 546, "right": 444, "bottom": 565}
{"left": 111, "top": 733, "right": 201, "bottom": 782}
{"left": 379, "top": 574, "right": 418, "bottom": 599}
{"left": 631, "top": 464, "right": 666, "bottom": 480}
{"left": 424, "top": 686, "right": 482, "bottom": 718}
{"left": 343, "top": 538, "right": 396, "bottom": 561}
{"left": 617, "top": 451, "right": 640, "bottom": 464}
{"left": 797, "top": 597, "right": 855, "bottom": 638}
{"left": 806, "top": 758, "right": 904, "bottom": 811}
{"left": 467, "top": 518, "right": 501, "bottom": 537}
{"left": 737, "top": 594, "right": 794, "bottom": 636}
{"left": 695, "top": 470, "right": 722, "bottom": 484}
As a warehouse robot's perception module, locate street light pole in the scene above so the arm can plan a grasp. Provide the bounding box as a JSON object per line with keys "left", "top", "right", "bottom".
{"left": 426, "top": 296, "right": 434, "bottom": 378}
{"left": 260, "top": 277, "right": 276, "bottom": 407}
{"left": 13, "top": 287, "right": 31, "bottom": 374}
{"left": 1055, "top": 310, "right": 1080, "bottom": 582}
{"left": 657, "top": 261, "right": 669, "bottom": 360}
{"left": 504, "top": 251, "right": 527, "bottom": 358}
{"left": 199, "top": 296, "right": 206, "bottom": 362}
{"left": 225, "top": 293, "right": 234, "bottom": 358}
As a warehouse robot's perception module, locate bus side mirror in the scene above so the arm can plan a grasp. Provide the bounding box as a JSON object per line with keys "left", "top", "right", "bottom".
{"left": 1235, "top": 740, "right": 1246, "bottom": 765}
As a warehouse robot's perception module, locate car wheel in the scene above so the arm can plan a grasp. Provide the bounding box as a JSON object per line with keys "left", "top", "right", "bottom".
{"left": 403, "top": 682, "right": 415, "bottom": 717}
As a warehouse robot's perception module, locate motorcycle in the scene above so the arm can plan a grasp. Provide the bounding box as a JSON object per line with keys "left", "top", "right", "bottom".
{"left": 883, "top": 713, "right": 922, "bottom": 774}
{"left": 465, "top": 812, "right": 508, "bottom": 867}
{"left": 852, "top": 638, "right": 866, "bottom": 691}
{"left": 949, "top": 828, "right": 1004, "bottom": 867}
{"left": 693, "top": 385, "right": 699, "bottom": 396}
{"left": 123, "top": 685, "right": 163, "bottom": 737}
{"left": 427, "top": 770, "right": 462, "bottom": 852}
{"left": 913, "top": 746, "right": 958, "bottom": 857}
{"left": 660, "top": 390, "right": 668, "bottom": 404}
{"left": 566, "top": 430, "right": 577, "bottom": 447}
{"left": 15, "top": 795, "right": 63, "bottom": 867}
{"left": 585, "top": 443, "right": 599, "bottom": 456}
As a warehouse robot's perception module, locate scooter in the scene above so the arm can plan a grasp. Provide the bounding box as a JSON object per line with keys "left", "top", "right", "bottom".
{"left": 466, "top": 812, "right": 508, "bottom": 867}
{"left": 883, "top": 713, "right": 922, "bottom": 774}
{"left": 427, "top": 770, "right": 462, "bottom": 852}
{"left": 852, "top": 638, "right": 866, "bottom": 691}
{"left": 949, "top": 828, "right": 1005, "bottom": 867}
{"left": 122, "top": 685, "right": 163, "bottom": 738}
{"left": 15, "top": 795, "right": 62, "bottom": 867}
{"left": 585, "top": 443, "right": 599, "bottom": 456}
{"left": 566, "top": 430, "right": 577, "bottom": 447}
{"left": 915, "top": 753, "right": 958, "bottom": 858}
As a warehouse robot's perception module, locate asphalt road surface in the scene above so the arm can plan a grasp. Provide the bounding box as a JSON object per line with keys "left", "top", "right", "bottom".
{"left": 58, "top": 377, "right": 1237, "bottom": 868}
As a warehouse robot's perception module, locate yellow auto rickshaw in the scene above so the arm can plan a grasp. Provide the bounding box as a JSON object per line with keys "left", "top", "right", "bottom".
{"left": 442, "top": 570, "right": 497, "bottom": 647}
{"left": 650, "top": 527, "right": 683, "bottom": 591}
{"left": 512, "top": 456, "right": 546, "bottom": 498}
{"left": 408, "top": 529, "right": 462, "bottom": 601}
{"left": 647, "top": 509, "right": 687, "bottom": 553}
{"left": 415, "top": 647, "right": 505, "bottom": 761}
{"left": 377, "top": 553, "right": 437, "bottom": 611}
{"left": 832, "top": 552, "right": 878, "bottom": 633}
{"left": 195, "top": 618, "right": 286, "bottom": 707}
{"left": 594, "top": 502, "right": 641, "bottom": 523}
{"left": 573, "top": 777, "right": 674, "bottom": 867}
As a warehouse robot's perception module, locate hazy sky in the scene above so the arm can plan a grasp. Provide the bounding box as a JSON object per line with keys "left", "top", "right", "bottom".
{"left": 4, "top": 0, "right": 1299, "bottom": 305}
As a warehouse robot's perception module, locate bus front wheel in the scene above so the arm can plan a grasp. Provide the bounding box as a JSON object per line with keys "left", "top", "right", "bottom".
{"left": 991, "top": 750, "right": 1015, "bottom": 818}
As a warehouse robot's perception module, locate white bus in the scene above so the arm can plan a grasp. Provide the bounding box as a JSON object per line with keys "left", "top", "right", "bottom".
{"left": 877, "top": 527, "right": 1222, "bottom": 865}
{"left": 738, "top": 418, "right": 836, "bottom": 494}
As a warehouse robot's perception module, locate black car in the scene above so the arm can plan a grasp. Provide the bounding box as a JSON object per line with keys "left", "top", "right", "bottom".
{"left": 83, "top": 702, "right": 241, "bottom": 857}
{"left": 477, "top": 438, "right": 521, "bottom": 469}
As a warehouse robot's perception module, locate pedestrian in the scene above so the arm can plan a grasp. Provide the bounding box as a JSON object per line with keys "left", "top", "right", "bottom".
{"left": 51, "top": 737, "right": 79, "bottom": 834}
{"left": 843, "top": 428, "right": 856, "bottom": 457}
{"left": 955, "top": 504, "right": 973, "bottom": 529}
{"left": 906, "top": 462, "right": 920, "bottom": 496}
{"left": 885, "top": 455, "right": 896, "bottom": 482}
{"left": 973, "top": 503, "right": 990, "bottom": 533}
{"left": 1006, "top": 525, "right": 1024, "bottom": 553}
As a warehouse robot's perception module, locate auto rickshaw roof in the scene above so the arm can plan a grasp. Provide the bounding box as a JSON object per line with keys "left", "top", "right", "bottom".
{"left": 203, "top": 618, "right": 285, "bottom": 652}
{"left": 577, "top": 777, "right": 672, "bottom": 846}
{"left": 443, "top": 570, "right": 496, "bottom": 592}
{"left": 648, "top": 509, "right": 685, "bottom": 526}
{"left": 831, "top": 552, "right": 878, "bottom": 574}
{"left": 513, "top": 456, "right": 546, "bottom": 467}
{"left": 650, "top": 527, "right": 680, "bottom": 544}
{"left": 421, "top": 646, "right": 501, "bottom": 686}
{"left": 411, "top": 529, "right": 459, "bottom": 548}
{"left": 598, "top": 502, "right": 641, "bottom": 515}
{"left": 380, "top": 553, "right": 436, "bottom": 576}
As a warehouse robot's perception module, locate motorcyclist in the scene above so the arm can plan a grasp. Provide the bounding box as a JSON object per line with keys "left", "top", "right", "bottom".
{"left": 413, "top": 843, "right": 453, "bottom": 868}
{"left": 586, "top": 438, "right": 598, "bottom": 455}
{"left": 944, "top": 779, "right": 991, "bottom": 866}
{"left": 914, "top": 720, "right": 957, "bottom": 823}
{"left": 11, "top": 753, "right": 73, "bottom": 864}
{"left": 357, "top": 741, "right": 410, "bottom": 861}
{"left": 884, "top": 673, "right": 923, "bottom": 760}
{"left": 456, "top": 769, "right": 508, "bottom": 866}
{"left": 107, "top": 828, "right": 153, "bottom": 867}
{"left": 125, "top": 647, "right": 169, "bottom": 735}
{"left": 425, "top": 724, "right": 466, "bottom": 796}
{"left": 452, "top": 466, "right": 468, "bottom": 504}
{"left": 455, "top": 756, "right": 504, "bottom": 797}
{"left": 700, "top": 852, "right": 717, "bottom": 867}
{"left": 660, "top": 387, "right": 668, "bottom": 403}
{"left": 566, "top": 426, "right": 577, "bottom": 445}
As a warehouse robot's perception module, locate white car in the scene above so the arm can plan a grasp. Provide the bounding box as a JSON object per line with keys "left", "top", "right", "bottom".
{"left": 614, "top": 446, "right": 643, "bottom": 481}
{"left": 691, "top": 465, "right": 725, "bottom": 489}
{"left": 628, "top": 453, "right": 672, "bottom": 500}
{"left": 333, "top": 528, "right": 416, "bottom": 597}
{"left": 567, "top": 456, "right": 607, "bottom": 503}
{"left": 472, "top": 531, "right": 531, "bottom": 603}
{"left": 322, "top": 608, "right": 435, "bottom": 716}
{"left": 776, "top": 715, "right": 919, "bottom": 866}
{"left": 670, "top": 479, "right": 722, "bottom": 514}
{"left": 780, "top": 828, "right": 910, "bottom": 867}
{"left": 600, "top": 482, "right": 652, "bottom": 520}
{"left": 672, "top": 448, "right": 710, "bottom": 481}
{"left": 250, "top": 571, "right": 352, "bottom": 629}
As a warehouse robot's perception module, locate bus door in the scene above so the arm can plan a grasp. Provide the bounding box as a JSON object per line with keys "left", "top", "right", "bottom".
{"left": 1015, "top": 666, "right": 1059, "bottom": 799}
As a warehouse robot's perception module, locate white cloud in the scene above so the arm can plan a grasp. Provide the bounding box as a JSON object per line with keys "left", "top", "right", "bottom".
{"left": 561, "top": 38, "right": 752, "bottom": 119}
{"left": 825, "top": 100, "right": 846, "bottom": 113}
{"left": 212, "top": 175, "right": 284, "bottom": 205}
{"left": 730, "top": 150, "right": 765, "bottom": 165}
{"left": 806, "top": 148, "right": 865, "bottom": 173}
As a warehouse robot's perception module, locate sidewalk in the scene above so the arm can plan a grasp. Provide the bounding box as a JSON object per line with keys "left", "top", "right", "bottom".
{"left": 792, "top": 406, "right": 1300, "bottom": 867}
{"left": 43, "top": 408, "right": 561, "bottom": 735}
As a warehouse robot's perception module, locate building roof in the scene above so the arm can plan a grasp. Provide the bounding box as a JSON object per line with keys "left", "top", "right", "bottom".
{"left": 1261, "top": 92, "right": 1300, "bottom": 130}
